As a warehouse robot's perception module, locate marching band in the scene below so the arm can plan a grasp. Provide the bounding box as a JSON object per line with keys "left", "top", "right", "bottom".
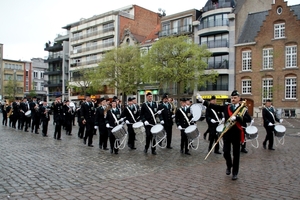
{"left": 0, "top": 89, "right": 286, "bottom": 181}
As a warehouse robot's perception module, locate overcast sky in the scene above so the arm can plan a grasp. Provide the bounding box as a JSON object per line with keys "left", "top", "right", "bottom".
{"left": 0, "top": 0, "right": 299, "bottom": 61}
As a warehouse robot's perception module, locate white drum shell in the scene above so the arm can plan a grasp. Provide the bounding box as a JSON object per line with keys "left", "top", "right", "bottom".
{"left": 184, "top": 125, "right": 199, "bottom": 140}
{"left": 245, "top": 126, "right": 258, "bottom": 140}
{"left": 151, "top": 124, "right": 165, "bottom": 138}
{"left": 25, "top": 110, "right": 31, "bottom": 117}
{"left": 274, "top": 125, "right": 286, "bottom": 137}
{"left": 132, "top": 122, "right": 145, "bottom": 135}
{"left": 112, "top": 125, "right": 127, "bottom": 139}
{"left": 216, "top": 124, "right": 224, "bottom": 134}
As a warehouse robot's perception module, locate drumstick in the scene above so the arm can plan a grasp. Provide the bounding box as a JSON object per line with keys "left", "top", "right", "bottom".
{"left": 154, "top": 108, "right": 164, "bottom": 115}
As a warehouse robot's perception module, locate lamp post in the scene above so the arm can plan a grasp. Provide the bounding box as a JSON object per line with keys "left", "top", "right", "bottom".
{"left": 13, "top": 70, "right": 17, "bottom": 99}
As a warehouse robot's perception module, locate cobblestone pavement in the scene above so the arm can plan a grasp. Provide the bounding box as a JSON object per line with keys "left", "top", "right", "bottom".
{"left": 0, "top": 117, "right": 300, "bottom": 200}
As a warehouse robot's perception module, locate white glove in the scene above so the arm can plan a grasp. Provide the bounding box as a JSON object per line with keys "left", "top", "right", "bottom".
{"left": 157, "top": 110, "right": 162, "bottom": 115}
{"left": 119, "top": 117, "right": 124, "bottom": 122}
{"left": 268, "top": 122, "right": 274, "bottom": 126}
{"left": 279, "top": 119, "right": 283, "bottom": 123}
{"left": 106, "top": 123, "right": 110, "bottom": 128}
{"left": 94, "top": 126, "right": 98, "bottom": 129}
{"left": 172, "top": 114, "right": 175, "bottom": 118}
{"left": 160, "top": 120, "right": 164, "bottom": 124}
{"left": 220, "top": 118, "right": 225, "bottom": 124}
{"left": 125, "top": 120, "right": 130, "bottom": 124}
{"left": 144, "top": 121, "right": 149, "bottom": 126}
{"left": 211, "top": 119, "right": 217, "bottom": 123}
{"left": 230, "top": 116, "right": 236, "bottom": 121}
{"left": 178, "top": 125, "right": 183, "bottom": 130}
{"left": 196, "top": 94, "right": 203, "bottom": 102}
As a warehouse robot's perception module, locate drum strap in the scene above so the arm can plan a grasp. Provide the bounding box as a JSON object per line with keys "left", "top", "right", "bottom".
{"left": 227, "top": 105, "right": 244, "bottom": 143}
{"left": 110, "top": 110, "right": 119, "bottom": 125}
{"left": 266, "top": 108, "right": 276, "bottom": 122}
{"left": 145, "top": 103, "right": 157, "bottom": 125}
{"left": 126, "top": 106, "right": 136, "bottom": 123}
{"left": 179, "top": 108, "right": 190, "bottom": 126}
{"left": 211, "top": 109, "right": 220, "bottom": 122}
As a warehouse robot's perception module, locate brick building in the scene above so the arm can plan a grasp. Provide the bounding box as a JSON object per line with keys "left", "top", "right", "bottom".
{"left": 235, "top": 0, "right": 300, "bottom": 117}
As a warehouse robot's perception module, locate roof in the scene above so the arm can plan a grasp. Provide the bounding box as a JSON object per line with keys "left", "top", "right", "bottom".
{"left": 290, "top": 4, "right": 300, "bottom": 20}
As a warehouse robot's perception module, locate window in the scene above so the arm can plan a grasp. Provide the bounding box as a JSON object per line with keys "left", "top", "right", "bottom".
{"left": 103, "top": 22, "right": 114, "bottom": 32}
{"left": 33, "top": 71, "right": 38, "bottom": 78}
{"left": 26, "top": 82, "right": 29, "bottom": 92}
{"left": 182, "top": 17, "right": 192, "bottom": 32}
{"left": 172, "top": 20, "right": 180, "bottom": 34}
{"left": 262, "top": 78, "right": 273, "bottom": 103}
{"left": 4, "top": 74, "right": 12, "bottom": 80}
{"left": 242, "top": 51, "right": 252, "bottom": 71}
{"left": 286, "top": 46, "right": 297, "bottom": 68}
{"left": 162, "top": 23, "right": 170, "bottom": 36}
{"left": 33, "top": 82, "right": 38, "bottom": 90}
{"left": 263, "top": 48, "right": 273, "bottom": 69}
{"left": 26, "top": 70, "right": 29, "bottom": 77}
{"left": 103, "top": 38, "right": 114, "bottom": 47}
{"left": 17, "top": 75, "right": 23, "bottom": 81}
{"left": 285, "top": 77, "right": 296, "bottom": 99}
{"left": 274, "top": 23, "right": 285, "bottom": 39}
{"left": 41, "top": 72, "right": 44, "bottom": 79}
{"left": 41, "top": 82, "right": 44, "bottom": 91}
{"left": 242, "top": 80, "right": 252, "bottom": 94}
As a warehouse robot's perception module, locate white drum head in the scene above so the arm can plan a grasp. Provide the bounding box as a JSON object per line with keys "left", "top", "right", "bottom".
{"left": 246, "top": 126, "right": 258, "bottom": 134}
{"left": 216, "top": 124, "right": 224, "bottom": 133}
{"left": 184, "top": 125, "right": 197, "bottom": 134}
{"left": 190, "top": 104, "right": 202, "bottom": 121}
{"left": 133, "top": 122, "right": 143, "bottom": 128}
{"left": 275, "top": 125, "right": 286, "bottom": 132}
{"left": 112, "top": 124, "right": 123, "bottom": 133}
{"left": 151, "top": 124, "right": 164, "bottom": 134}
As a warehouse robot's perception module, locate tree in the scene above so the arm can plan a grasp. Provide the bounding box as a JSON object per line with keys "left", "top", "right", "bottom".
{"left": 29, "top": 90, "right": 37, "bottom": 98}
{"left": 5, "top": 77, "right": 17, "bottom": 101}
{"left": 142, "top": 35, "right": 218, "bottom": 98}
{"left": 90, "top": 45, "right": 143, "bottom": 103}
{"left": 68, "top": 66, "right": 95, "bottom": 96}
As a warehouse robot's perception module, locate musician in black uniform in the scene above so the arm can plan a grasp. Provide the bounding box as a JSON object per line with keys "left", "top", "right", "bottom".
{"left": 198, "top": 90, "right": 252, "bottom": 180}
{"left": 94, "top": 97, "right": 109, "bottom": 150}
{"left": 121, "top": 97, "right": 139, "bottom": 150}
{"left": 19, "top": 97, "right": 29, "bottom": 131}
{"left": 40, "top": 100, "right": 50, "bottom": 137}
{"left": 29, "top": 96, "right": 40, "bottom": 134}
{"left": 106, "top": 99, "right": 124, "bottom": 154}
{"left": 205, "top": 95, "right": 223, "bottom": 154}
{"left": 175, "top": 98, "right": 194, "bottom": 155}
{"left": 1, "top": 101, "right": 8, "bottom": 126}
{"left": 11, "top": 98, "right": 19, "bottom": 129}
{"left": 140, "top": 92, "right": 161, "bottom": 155}
{"left": 132, "top": 97, "right": 140, "bottom": 117}
{"left": 262, "top": 99, "right": 282, "bottom": 150}
{"left": 158, "top": 94, "right": 174, "bottom": 149}
{"left": 80, "top": 94, "right": 95, "bottom": 147}
{"left": 63, "top": 100, "right": 74, "bottom": 135}
{"left": 77, "top": 100, "right": 85, "bottom": 138}
{"left": 51, "top": 95, "right": 64, "bottom": 140}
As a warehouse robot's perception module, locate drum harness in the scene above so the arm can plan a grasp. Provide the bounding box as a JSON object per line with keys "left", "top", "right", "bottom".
{"left": 265, "top": 107, "right": 285, "bottom": 146}
{"left": 127, "top": 106, "right": 146, "bottom": 144}
{"left": 110, "top": 110, "right": 128, "bottom": 150}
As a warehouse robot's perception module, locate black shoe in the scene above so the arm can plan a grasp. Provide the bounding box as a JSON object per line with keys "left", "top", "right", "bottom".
{"left": 203, "top": 134, "right": 207, "bottom": 140}
{"left": 144, "top": 149, "right": 148, "bottom": 153}
{"left": 99, "top": 146, "right": 102, "bottom": 149}
{"left": 214, "top": 151, "right": 222, "bottom": 154}
{"left": 166, "top": 146, "right": 173, "bottom": 149}
{"left": 180, "top": 150, "right": 184, "bottom": 154}
{"left": 35, "top": 132, "right": 39, "bottom": 134}
{"left": 24, "top": 130, "right": 29, "bottom": 132}
{"left": 83, "top": 139, "right": 87, "bottom": 144}
{"left": 57, "top": 138, "right": 62, "bottom": 140}
{"left": 88, "top": 144, "right": 94, "bottom": 147}
{"left": 152, "top": 151, "right": 157, "bottom": 155}
{"left": 114, "top": 151, "right": 118, "bottom": 154}
{"left": 226, "top": 168, "right": 231, "bottom": 175}
{"left": 241, "top": 148, "right": 248, "bottom": 153}
{"left": 232, "top": 174, "right": 238, "bottom": 180}
{"left": 185, "top": 152, "right": 191, "bottom": 155}
{"left": 103, "top": 148, "right": 109, "bottom": 151}
{"left": 130, "top": 147, "right": 137, "bottom": 150}
{"left": 43, "top": 135, "right": 48, "bottom": 137}
{"left": 263, "top": 143, "right": 266, "bottom": 149}
{"left": 268, "top": 148, "right": 275, "bottom": 150}
{"left": 110, "top": 149, "right": 113, "bottom": 154}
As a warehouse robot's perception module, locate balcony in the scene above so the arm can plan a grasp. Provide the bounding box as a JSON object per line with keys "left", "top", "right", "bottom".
{"left": 199, "top": 18, "right": 229, "bottom": 30}
{"left": 44, "top": 69, "right": 62, "bottom": 75}
{"left": 44, "top": 42, "right": 63, "bottom": 51}
{"left": 70, "top": 59, "right": 102, "bottom": 67}
{"left": 44, "top": 56, "right": 63, "bottom": 63}
{"left": 70, "top": 42, "right": 115, "bottom": 55}
{"left": 44, "top": 80, "right": 62, "bottom": 87}
{"left": 207, "top": 61, "right": 229, "bottom": 69}
{"left": 202, "top": 2, "right": 233, "bottom": 12}
{"left": 71, "top": 27, "right": 115, "bottom": 42}
{"left": 199, "top": 84, "right": 228, "bottom": 91}
{"left": 201, "top": 39, "right": 228, "bottom": 49}
{"left": 158, "top": 24, "right": 193, "bottom": 37}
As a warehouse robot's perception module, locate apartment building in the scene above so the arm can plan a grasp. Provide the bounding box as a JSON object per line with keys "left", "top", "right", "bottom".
{"left": 195, "top": 0, "right": 273, "bottom": 108}
{"left": 235, "top": 0, "right": 300, "bottom": 117}
{"left": 44, "top": 33, "right": 69, "bottom": 102}
{"left": 66, "top": 5, "right": 161, "bottom": 101}
{"left": 30, "top": 58, "right": 48, "bottom": 100}
{"left": 0, "top": 43, "right": 3, "bottom": 101}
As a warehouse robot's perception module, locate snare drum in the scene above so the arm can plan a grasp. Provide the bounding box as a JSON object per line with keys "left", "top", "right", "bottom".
{"left": 245, "top": 126, "right": 258, "bottom": 140}
{"left": 25, "top": 110, "right": 31, "bottom": 118}
{"left": 216, "top": 124, "right": 224, "bottom": 136}
{"left": 274, "top": 125, "right": 286, "bottom": 137}
{"left": 184, "top": 125, "right": 200, "bottom": 140}
{"left": 151, "top": 124, "right": 166, "bottom": 139}
{"left": 112, "top": 124, "right": 127, "bottom": 139}
{"left": 132, "top": 122, "right": 145, "bottom": 135}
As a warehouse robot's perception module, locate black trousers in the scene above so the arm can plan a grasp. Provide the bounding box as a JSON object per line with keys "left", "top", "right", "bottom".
{"left": 2, "top": 113, "right": 7, "bottom": 125}
{"left": 263, "top": 126, "right": 274, "bottom": 149}
{"left": 54, "top": 118, "right": 62, "bottom": 139}
{"left": 99, "top": 126, "right": 108, "bottom": 148}
{"left": 180, "top": 130, "right": 189, "bottom": 153}
{"left": 127, "top": 124, "right": 135, "bottom": 148}
{"left": 109, "top": 129, "right": 119, "bottom": 153}
{"left": 145, "top": 125, "right": 156, "bottom": 152}
{"left": 84, "top": 122, "right": 94, "bottom": 145}
{"left": 223, "top": 132, "right": 241, "bottom": 176}
{"left": 78, "top": 122, "right": 85, "bottom": 138}
{"left": 208, "top": 126, "right": 220, "bottom": 152}
{"left": 41, "top": 119, "right": 49, "bottom": 136}
{"left": 31, "top": 116, "right": 40, "bottom": 133}
{"left": 163, "top": 124, "right": 173, "bottom": 148}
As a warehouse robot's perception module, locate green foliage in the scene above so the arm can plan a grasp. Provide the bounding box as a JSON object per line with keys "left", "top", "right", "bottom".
{"left": 142, "top": 35, "right": 218, "bottom": 95}
{"left": 29, "top": 90, "right": 37, "bottom": 98}
{"left": 5, "top": 77, "right": 15, "bottom": 100}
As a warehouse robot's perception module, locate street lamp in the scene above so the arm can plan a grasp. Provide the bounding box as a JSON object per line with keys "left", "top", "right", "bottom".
{"left": 13, "top": 70, "right": 16, "bottom": 98}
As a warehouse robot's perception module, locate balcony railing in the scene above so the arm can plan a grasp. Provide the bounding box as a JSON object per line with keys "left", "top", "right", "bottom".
{"left": 159, "top": 24, "right": 193, "bottom": 37}
{"left": 202, "top": 2, "right": 232, "bottom": 12}
{"left": 199, "top": 84, "right": 228, "bottom": 91}
{"left": 71, "top": 27, "right": 115, "bottom": 42}
{"left": 71, "top": 42, "right": 115, "bottom": 55}
{"left": 199, "top": 19, "right": 229, "bottom": 30}
{"left": 70, "top": 58, "right": 102, "bottom": 67}
{"left": 201, "top": 39, "right": 228, "bottom": 48}
{"left": 207, "top": 61, "right": 229, "bottom": 69}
